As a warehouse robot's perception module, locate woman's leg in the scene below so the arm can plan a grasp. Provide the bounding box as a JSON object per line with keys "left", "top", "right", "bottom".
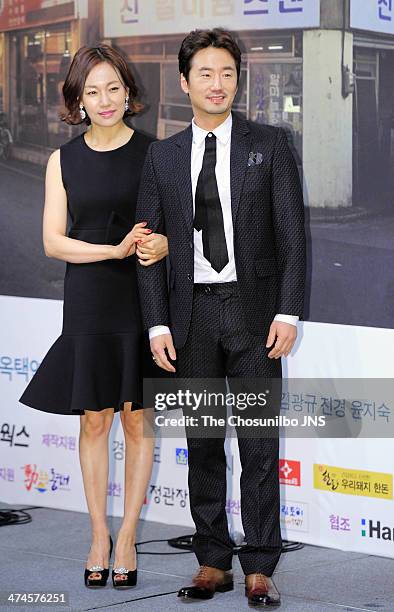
{"left": 79, "top": 407, "right": 114, "bottom": 577}
{"left": 113, "top": 404, "right": 154, "bottom": 579}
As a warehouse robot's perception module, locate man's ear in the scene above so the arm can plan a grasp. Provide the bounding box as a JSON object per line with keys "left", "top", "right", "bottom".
{"left": 180, "top": 73, "right": 189, "bottom": 95}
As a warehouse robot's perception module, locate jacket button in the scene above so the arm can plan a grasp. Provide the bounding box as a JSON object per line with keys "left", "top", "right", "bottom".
{"left": 187, "top": 273, "right": 192, "bottom": 281}
{"left": 189, "top": 241, "right": 193, "bottom": 249}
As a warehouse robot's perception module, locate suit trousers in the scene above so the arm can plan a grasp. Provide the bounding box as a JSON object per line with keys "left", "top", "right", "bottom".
{"left": 175, "top": 281, "right": 282, "bottom": 576}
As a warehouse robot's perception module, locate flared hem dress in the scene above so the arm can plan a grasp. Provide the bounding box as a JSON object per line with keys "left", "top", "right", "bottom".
{"left": 20, "top": 130, "right": 158, "bottom": 415}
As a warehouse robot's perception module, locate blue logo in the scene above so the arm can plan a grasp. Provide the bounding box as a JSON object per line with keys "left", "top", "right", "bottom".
{"left": 175, "top": 448, "right": 188, "bottom": 465}
{"left": 361, "top": 518, "right": 394, "bottom": 541}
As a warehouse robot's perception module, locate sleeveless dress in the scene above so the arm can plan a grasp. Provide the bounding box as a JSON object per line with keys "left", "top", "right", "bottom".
{"left": 20, "top": 130, "right": 156, "bottom": 415}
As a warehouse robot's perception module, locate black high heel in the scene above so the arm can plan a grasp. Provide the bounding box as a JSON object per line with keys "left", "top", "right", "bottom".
{"left": 112, "top": 543, "right": 137, "bottom": 589}
{"left": 84, "top": 535, "right": 113, "bottom": 588}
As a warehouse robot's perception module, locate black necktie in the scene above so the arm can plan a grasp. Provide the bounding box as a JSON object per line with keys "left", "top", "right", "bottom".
{"left": 194, "top": 132, "right": 229, "bottom": 273}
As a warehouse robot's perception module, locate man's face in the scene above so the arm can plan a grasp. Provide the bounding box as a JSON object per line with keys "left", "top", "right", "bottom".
{"left": 180, "top": 46, "right": 238, "bottom": 119}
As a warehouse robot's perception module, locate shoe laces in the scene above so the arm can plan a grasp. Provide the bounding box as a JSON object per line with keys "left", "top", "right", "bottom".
{"left": 251, "top": 573, "right": 269, "bottom": 591}
{"left": 195, "top": 565, "right": 210, "bottom": 579}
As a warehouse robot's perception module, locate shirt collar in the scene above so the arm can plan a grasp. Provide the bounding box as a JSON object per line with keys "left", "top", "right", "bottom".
{"left": 192, "top": 112, "right": 232, "bottom": 147}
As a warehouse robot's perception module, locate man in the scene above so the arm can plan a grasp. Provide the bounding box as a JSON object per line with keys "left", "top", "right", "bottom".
{"left": 136, "top": 28, "right": 306, "bottom": 607}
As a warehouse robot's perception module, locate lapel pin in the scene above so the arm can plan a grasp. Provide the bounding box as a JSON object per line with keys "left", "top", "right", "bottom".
{"left": 248, "top": 151, "right": 263, "bottom": 167}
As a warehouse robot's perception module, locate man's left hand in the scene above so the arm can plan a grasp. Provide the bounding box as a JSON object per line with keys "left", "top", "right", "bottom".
{"left": 266, "top": 321, "right": 297, "bottom": 359}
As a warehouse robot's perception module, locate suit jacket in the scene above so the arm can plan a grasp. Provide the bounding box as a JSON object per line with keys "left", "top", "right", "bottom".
{"left": 136, "top": 112, "right": 306, "bottom": 349}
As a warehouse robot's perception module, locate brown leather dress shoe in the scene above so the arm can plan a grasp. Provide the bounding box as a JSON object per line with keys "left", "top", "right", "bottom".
{"left": 177, "top": 565, "right": 234, "bottom": 600}
{"left": 245, "top": 573, "right": 281, "bottom": 607}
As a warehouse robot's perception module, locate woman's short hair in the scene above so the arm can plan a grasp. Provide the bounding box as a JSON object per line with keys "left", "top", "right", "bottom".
{"left": 61, "top": 44, "right": 142, "bottom": 125}
{"left": 178, "top": 28, "right": 241, "bottom": 83}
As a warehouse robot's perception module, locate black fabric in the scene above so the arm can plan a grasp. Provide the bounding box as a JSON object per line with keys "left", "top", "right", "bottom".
{"left": 136, "top": 112, "right": 306, "bottom": 576}
{"left": 20, "top": 131, "right": 157, "bottom": 415}
{"left": 176, "top": 284, "right": 282, "bottom": 575}
{"left": 136, "top": 112, "right": 306, "bottom": 350}
{"left": 194, "top": 133, "right": 229, "bottom": 272}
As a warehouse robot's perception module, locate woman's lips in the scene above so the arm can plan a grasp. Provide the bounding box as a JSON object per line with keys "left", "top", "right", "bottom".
{"left": 99, "top": 110, "right": 116, "bottom": 117}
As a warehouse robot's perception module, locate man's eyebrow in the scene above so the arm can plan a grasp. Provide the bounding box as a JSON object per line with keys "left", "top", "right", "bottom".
{"left": 197, "top": 66, "right": 235, "bottom": 71}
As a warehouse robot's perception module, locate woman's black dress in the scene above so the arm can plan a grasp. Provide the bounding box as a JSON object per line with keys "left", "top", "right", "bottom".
{"left": 20, "top": 130, "right": 156, "bottom": 415}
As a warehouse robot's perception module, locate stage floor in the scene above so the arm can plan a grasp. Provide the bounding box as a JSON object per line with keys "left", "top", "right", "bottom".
{"left": 0, "top": 502, "right": 392, "bottom": 611}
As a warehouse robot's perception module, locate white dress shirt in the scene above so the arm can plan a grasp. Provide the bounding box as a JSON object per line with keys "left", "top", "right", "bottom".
{"left": 149, "top": 113, "right": 298, "bottom": 339}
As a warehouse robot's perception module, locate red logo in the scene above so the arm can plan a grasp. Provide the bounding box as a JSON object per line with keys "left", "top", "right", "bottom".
{"left": 279, "top": 459, "right": 301, "bottom": 486}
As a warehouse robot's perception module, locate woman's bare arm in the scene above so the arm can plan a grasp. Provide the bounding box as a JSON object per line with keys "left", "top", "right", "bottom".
{"left": 43, "top": 149, "right": 150, "bottom": 264}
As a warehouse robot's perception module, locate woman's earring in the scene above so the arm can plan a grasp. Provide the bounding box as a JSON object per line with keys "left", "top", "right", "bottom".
{"left": 124, "top": 96, "right": 129, "bottom": 112}
{"left": 79, "top": 104, "right": 86, "bottom": 120}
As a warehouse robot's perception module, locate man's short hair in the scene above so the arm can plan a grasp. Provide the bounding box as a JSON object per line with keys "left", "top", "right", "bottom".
{"left": 178, "top": 28, "right": 241, "bottom": 83}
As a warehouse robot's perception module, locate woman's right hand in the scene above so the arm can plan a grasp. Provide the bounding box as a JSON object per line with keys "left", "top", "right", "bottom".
{"left": 112, "top": 222, "right": 152, "bottom": 259}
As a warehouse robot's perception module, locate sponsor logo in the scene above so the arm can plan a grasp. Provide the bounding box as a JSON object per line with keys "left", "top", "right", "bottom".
{"left": 314, "top": 464, "right": 392, "bottom": 500}
{"left": 0, "top": 355, "right": 40, "bottom": 382}
{"left": 329, "top": 514, "right": 351, "bottom": 531}
{"left": 112, "top": 440, "right": 125, "bottom": 460}
{"left": 22, "top": 464, "right": 70, "bottom": 493}
{"left": 0, "top": 467, "right": 14, "bottom": 482}
{"left": 1, "top": 422, "right": 30, "bottom": 448}
{"left": 154, "top": 444, "right": 161, "bottom": 463}
{"left": 175, "top": 448, "right": 188, "bottom": 465}
{"left": 42, "top": 434, "right": 76, "bottom": 451}
{"left": 280, "top": 501, "right": 308, "bottom": 532}
{"left": 361, "top": 518, "right": 394, "bottom": 541}
{"left": 149, "top": 483, "right": 188, "bottom": 508}
{"left": 107, "top": 481, "right": 122, "bottom": 497}
{"left": 226, "top": 498, "right": 240, "bottom": 516}
{"left": 279, "top": 459, "right": 301, "bottom": 486}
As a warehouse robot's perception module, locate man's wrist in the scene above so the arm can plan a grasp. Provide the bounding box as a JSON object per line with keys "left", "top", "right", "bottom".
{"left": 274, "top": 314, "right": 299, "bottom": 326}
{"left": 149, "top": 325, "right": 171, "bottom": 340}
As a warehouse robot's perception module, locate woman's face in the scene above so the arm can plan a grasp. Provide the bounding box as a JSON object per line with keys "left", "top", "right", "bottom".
{"left": 81, "top": 61, "right": 128, "bottom": 127}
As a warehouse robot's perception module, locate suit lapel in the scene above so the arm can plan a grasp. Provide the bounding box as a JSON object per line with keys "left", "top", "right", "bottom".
{"left": 174, "top": 125, "right": 193, "bottom": 235}
{"left": 230, "top": 112, "right": 251, "bottom": 226}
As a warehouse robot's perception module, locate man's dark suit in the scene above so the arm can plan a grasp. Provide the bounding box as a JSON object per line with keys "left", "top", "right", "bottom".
{"left": 136, "top": 111, "right": 306, "bottom": 576}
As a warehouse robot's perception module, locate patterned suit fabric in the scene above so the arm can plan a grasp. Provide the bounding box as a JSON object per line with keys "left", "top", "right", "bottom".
{"left": 136, "top": 112, "right": 306, "bottom": 575}
{"left": 136, "top": 112, "right": 306, "bottom": 349}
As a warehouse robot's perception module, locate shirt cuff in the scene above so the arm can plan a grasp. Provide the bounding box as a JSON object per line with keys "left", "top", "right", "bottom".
{"left": 274, "top": 314, "right": 299, "bottom": 326}
{"left": 149, "top": 325, "right": 171, "bottom": 340}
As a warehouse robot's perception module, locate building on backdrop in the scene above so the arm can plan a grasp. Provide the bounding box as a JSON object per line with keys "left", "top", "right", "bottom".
{"left": 0, "top": 0, "right": 99, "bottom": 159}
{"left": 0, "top": 0, "right": 393, "bottom": 208}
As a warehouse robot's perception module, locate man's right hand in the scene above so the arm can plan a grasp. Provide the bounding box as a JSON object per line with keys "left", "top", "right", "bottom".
{"left": 150, "top": 333, "right": 176, "bottom": 372}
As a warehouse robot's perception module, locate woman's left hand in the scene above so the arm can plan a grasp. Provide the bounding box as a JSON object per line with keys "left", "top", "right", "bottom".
{"left": 136, "top": 233, "right": 169, "bottom": 266}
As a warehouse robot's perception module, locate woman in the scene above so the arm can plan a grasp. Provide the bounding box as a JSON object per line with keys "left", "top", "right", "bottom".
{"left": 20, "top": 45, "right": 167, "bottom": 589}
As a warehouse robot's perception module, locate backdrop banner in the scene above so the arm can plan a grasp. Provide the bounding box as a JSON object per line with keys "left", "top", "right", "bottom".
{"left": 2, "top": 295, "right": 394, "bottom": 559}
{"left": 350, "top": 0, "right": 394, "bottom": 36}
{"left": 104, "top": 0, "right": 321, "bottom": 38}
